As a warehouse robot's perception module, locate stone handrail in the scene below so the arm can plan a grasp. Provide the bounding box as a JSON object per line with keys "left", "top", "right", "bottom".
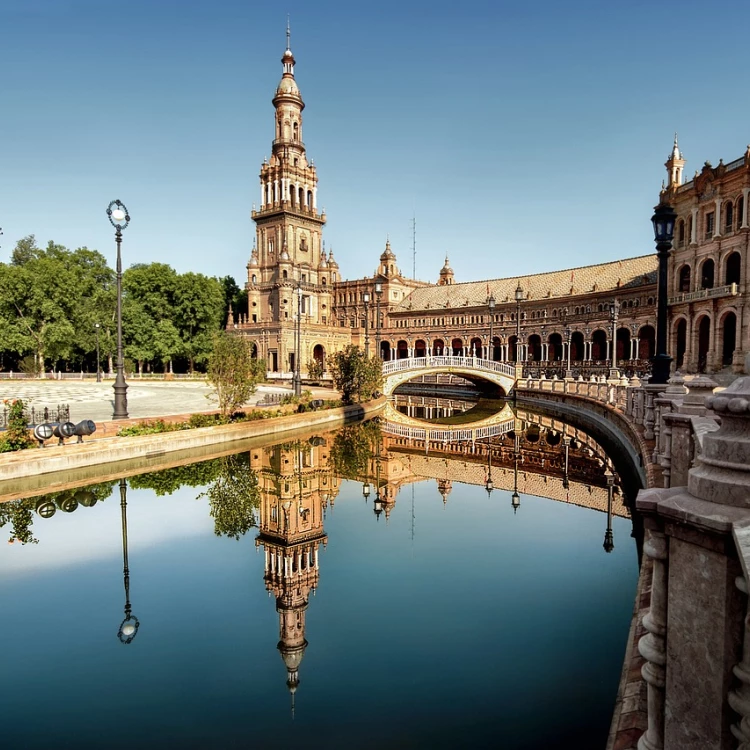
{"left": 382, "top": 355, "right": 516, "bottom": 378}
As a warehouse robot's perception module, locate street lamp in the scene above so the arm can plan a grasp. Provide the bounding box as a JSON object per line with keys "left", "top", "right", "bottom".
{"left": 564, "top": 324, "right": 573, "bottom": 379}
{"left": 562, "top": 435, "right": 570, "bottom": 490}
{"left": 374, "top": 282, "right": 383, "bottom": 359}
{"left": 512, "top": 430, "right": 521, "bottom": 513}
{"left": 293, "top": 276, "right": 302, "bottom": 396}
{"left": 363, "top": 290, "right": 370, "bottom": 357}
{"left": 609, "top": 298, "right": 620, "bottom": 378}
{"left": 603, "top": 468, "right": 615, "bottom": 553}
{"left": 107, "top": 199, "right": 130, "bottom": 419}
{"left": 651, "top": 202, "right": 677, "bottom": 384}
{"left": 487, "top": 292, "right": 496, "bottom": 361}
{"left": 362, "top": 482, "right": 371, "bottom": 503}
{"left": 117, "top": 479, "right": 139, "bottom": 644}
{"left": 94, "top": 322, "right": 101, "bottom": 383}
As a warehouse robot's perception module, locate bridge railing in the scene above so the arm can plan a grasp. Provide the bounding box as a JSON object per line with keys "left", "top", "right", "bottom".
{"left": 382, "top": 355, "right": 516, "bottom": 378}
{"left": 381, "top": 420, "right": 514, "bottom": 442}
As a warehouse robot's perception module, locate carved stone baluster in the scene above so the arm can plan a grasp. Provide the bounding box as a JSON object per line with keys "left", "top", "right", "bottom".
{"left": 644, "top": 389, "right": 656, "bottom": 440}
{"left": 652, "top": 401, "right": 662, "bottom": 462}
{"left": 729, "top": 575, "right": 750, "bottom": 748}
{"left": 638, "top": 525, "right": 668, "bottom": 750}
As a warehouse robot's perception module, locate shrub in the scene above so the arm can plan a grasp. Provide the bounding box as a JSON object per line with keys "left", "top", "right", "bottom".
{"left": 0, "top": 399, "right": 34, "bottom": 452}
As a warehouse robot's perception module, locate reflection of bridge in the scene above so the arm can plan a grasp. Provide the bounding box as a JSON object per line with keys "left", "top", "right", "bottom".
{"left": 381, "top": 400, "right": 516, "bottom": 442}
{"left": 381, "top": 356, "right": 518, "bottom": 397}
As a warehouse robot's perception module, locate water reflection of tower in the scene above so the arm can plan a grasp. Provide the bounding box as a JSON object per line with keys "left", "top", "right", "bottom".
{"left": 253, "top": 440, "right": 331, "bottom": 716}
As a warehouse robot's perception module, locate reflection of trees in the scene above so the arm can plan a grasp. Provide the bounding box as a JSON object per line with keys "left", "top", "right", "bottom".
{"left": 329, "top": 420, "right": 381, "bottom": 481}
{"left": 128, "top": 460, "right": 223, "bottom": 496}
{"left": 199, "top": 455, "right": 260, "bottom": 540}
{"left": 0, "top": 500, "right": 37, "bottom": 545}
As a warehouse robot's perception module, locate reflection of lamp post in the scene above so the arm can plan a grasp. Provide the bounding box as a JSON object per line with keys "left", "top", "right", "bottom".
{"left": 603, "top": 468, "right": 615, "bottom": 553}
{"left": 562, "top": 435, "right": 570, "bottom": 490}
{"left": 94, "top": 322, "right": 101, "bottom": 383}
{"left": 512, "top": 429, "right": 521, "bottom": 513}
{"left": 485, "top": 441, "right": 493, "bottom": 496}
{"left": 651, "top": 202, "right": 677, "bottom": 384}
{"left": 293, "top": 276, "right": 302, "bottom": 396}
{"left": 362, "top": 482, "right": 371, "bottom": 503}
{"left": 106, "top": 200, "right": 130, "bottom": 419}
{"left": 117, "top": 479, "right": 139, "bottom": 644}
{"left": 515, "top": 283, "right": 523, "bottom": 362}
{"left": 373, "top": 440, "right": 383, "bottom": 520}
{"left": 609, "top": 298, "right": 620, "bottom": 378}
{"left": 363, "top": 291, "right": 370, "bottom": 357}
{"left": 374, "top": 282, "right": 383, "bottom": 359}
{"left": 487, "top": 292, "right": 496, "bottom": 361}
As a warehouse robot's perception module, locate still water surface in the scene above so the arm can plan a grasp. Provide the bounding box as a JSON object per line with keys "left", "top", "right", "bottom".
{"left": 0, "top": 414, "right": 638, "bottom": 749}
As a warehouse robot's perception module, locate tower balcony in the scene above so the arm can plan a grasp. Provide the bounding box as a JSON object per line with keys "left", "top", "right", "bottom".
{"left": 252, "top": 201, "right": 326, "bottom": 222}
{"left": 272, "top": 137, "right": 306, "bottom": 151}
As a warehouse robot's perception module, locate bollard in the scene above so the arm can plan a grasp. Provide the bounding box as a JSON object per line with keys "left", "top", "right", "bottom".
{"left": 35, "top": 498, "right": 57, "bottom": 518}
{"left": 72, "top": 420, "right": 96, "bottom": 444}
{"left": 33, "top": 423, "right": 54, "bottom": 448}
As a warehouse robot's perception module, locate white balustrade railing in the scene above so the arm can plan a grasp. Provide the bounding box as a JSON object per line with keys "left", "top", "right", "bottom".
{"left": 382, "top": 355, "right": 516, "bottom": 379}
{"left": 382, "top": 419, "right": 514, "bottom": 443}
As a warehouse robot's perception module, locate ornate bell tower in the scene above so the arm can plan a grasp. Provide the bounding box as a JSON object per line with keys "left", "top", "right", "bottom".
{"left": 242, "top": 24, "right": 347, "bottom": 374}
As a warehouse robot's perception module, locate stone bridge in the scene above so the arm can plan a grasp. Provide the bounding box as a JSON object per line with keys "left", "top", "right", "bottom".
{"left": 381, "top": 355, "right": 518, "bottom": 397}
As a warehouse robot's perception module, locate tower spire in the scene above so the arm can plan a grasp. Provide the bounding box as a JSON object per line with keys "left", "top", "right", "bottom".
{"left": 286, "top": 14, "right": 291, "bottom": 51}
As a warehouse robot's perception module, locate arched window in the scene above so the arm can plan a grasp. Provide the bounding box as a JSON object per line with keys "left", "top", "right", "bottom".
{"left": 678, "top": 265, "right": 691, "bottom": 293}
{"left": 687, "top": 215, "right": 693, "bottom": 243}
{"left": 701, "top": 258, "right": 715, "bottom": 289}
{"left": 251, "top": 274, "right": 257, "bottom": 284}
{"left": 726, "top": 252, "right": 741, "bottom": 286}
{"left": 307, "top": 190, "right": 313, "bottom": 208}
{"left": 293, "top": 122, "right": 299, "bottom": 141}
{"left": 678, "top": 219, "right": 685, "bottom": 246}
{"left": 299, "top": 187, "right": 304, "bottom": 205}
{"left": 283, "top": 270, "right": 288, "bottom": 279}
{"left": 269, "top": 239, "right": 274, "bottom": 254}
{"left": 725, "top": 201, "right": 734, "bottom": 232}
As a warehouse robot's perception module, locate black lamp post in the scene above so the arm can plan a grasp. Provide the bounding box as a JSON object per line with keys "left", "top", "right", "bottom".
{"left": 512, "top": 430, "right": 521, "bottom": 513}
{"left": 363, "top": 290, "right": 370, "bottom": 357}
{"left": 117, "top": 478, "right": 139, "bottom": 644}
{"left": 107, "top": 200, "right": 130, "bottom": 419}
{"left": 651, "top": 202, "right": 677, "bottom": 384}
{"left": 609, "top": 298, "right": 620, "bottom": 378}
{"left": 94, "top": 323, "right": 101, "bottom": 383}
{"left": 487, "top": 292, "right": 496, "bottom": 361}
{"left": 564, "top": 324, "right": 573, "bottom": 379}
{"left": 515, "top": 283, "right": 523, "bottom": 362}
{"left": 562, "top": 435, "right": 570, "bottom": 490}
{"left": 603, "top": 468, "right": 615, "bottom": 553}
{"left": 293, "top": 276, "right": 302, "bottom": 396}
{"left": 374, "top": 282, "right": 383, "bottom": 359}
{"left": 362, "top": 481, "right": 371, "bottom": 503}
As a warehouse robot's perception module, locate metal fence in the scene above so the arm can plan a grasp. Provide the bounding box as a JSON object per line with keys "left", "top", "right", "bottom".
{"left": 0, "top": 404, "right": 70, "bottom": 429}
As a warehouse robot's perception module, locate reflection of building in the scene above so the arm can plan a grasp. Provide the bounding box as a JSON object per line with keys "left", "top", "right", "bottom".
{"left": 230, "top": 33, "right": 659, "bottom": 378}
{"left": 660, "top": 137, "right": 749, "bottom": 373}
{"left": 253, "top": 441, "right": 334, "bottom": 712}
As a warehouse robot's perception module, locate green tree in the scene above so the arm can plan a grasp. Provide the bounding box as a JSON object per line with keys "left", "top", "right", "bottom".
{"left": 198, "top": 454, "right": 260, "bottom": 539}
{"left": 0, "top": 399, "right": 34, "bottom": 452}
{"left": 0, "top": 500, "right": 38, "bottom": 545}
{"left": 329, "top": 345, "right": 383, "bottom": 404}
{"left": 329, "top": 420, "right": 382, "bottom": 481}
{"left": 207, "top": 332, "right": 265, "bottom": 416}
{"left": 175, "top": 272, "right": 224, "bottom": 372}
{"left": 307, "top": 357, "right": 324, "bottom": 382}
{"left": 128, "top": 459, "right": 223, "bottom": 496}
{"left": 220, "top": 275, "right": 247, "bottom": 328}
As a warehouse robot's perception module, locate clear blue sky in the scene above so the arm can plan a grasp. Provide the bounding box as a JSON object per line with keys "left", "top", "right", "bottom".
{"left": 2, "top": 0, "right": 748, "bottom": 285}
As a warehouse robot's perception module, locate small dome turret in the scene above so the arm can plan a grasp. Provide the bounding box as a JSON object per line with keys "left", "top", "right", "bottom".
{"left": 438, "top": 255, "right": 455, "bottom": 286}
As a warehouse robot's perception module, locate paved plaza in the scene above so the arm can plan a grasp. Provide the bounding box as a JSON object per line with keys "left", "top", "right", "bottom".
{"left": 0, "top": 379, "right": 333, "bottom": 424}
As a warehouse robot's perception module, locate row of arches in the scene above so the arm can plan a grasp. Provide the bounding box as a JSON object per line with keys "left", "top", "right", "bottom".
{"left": 379, "top": 327, "right": 656, "bottom": 363}
{"left": 673, "top": 309, "right": 738, "bottom": 373}
{"left": 676, "top": 251, "right": 741, "bottom": 294}
{"left": 676, "top": 195, "right": 746, "bottom": 246}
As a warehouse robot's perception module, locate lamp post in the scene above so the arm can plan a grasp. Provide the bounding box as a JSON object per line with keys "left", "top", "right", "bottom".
{"left": 562, "top": 435, "right": 570, "bottom": 490}
{"left": 107, "top": 200, "right": 130, "bottom": 419}
{"left": 651, "top": 202, "right": 677, "bottom": 384}
{"left": 603, "top": 468, "right": 615, "bottom": 553}
{"left": 374, "top": 282, "right": 383, "bottom": 359}
{"left": 117, "top": 479, "right": 139, "bottom": 644}
{"left": 609, "top": 298, "right": 620, "bottom": 378}
{"left": 94, "top": 323, "right": 101, "bottom": 383}
{"left": 512, "top": 429, "right": 521, "bottom": 513}
{"left": 362, "top": 481, "right": 371, "bottom": 503}
{"left": 564, "top": 324, "right": 573, "bottom": 379}
{"left": 363, "top": 290, "right": 370, "bottom": 357}
{"left": 515, "top": 283, "right": 523, "bottom": 363}
{"left": 293, "top": 276, "right": 302, "bottom": 396}
{"left": 487, "top": 292, "right": 496, "bottom": 361}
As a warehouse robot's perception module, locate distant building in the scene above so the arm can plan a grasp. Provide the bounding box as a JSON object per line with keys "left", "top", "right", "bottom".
{"left": 661, "top": 136, "right": 749, "bottom": 373}
{"left": 232, "top": 37, "right": 701, "bottom": 379}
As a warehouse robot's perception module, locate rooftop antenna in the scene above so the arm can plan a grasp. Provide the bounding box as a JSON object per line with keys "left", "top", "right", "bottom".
{"left": 412, "top": 213, "right": 416, "bottom": 280}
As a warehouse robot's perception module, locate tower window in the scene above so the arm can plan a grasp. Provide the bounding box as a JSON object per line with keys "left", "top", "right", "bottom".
{"left": 705, "top": 212, "right": 715, "bottom": 239}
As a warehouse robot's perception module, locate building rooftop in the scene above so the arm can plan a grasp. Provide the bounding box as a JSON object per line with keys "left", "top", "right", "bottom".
{"left": 395, "top": 254, "right": 658, "bottom": 312}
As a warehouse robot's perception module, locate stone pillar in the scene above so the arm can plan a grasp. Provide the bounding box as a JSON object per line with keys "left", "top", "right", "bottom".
{"left": 714, "top": 197, "right": 723, "bottom": 238}
{"left": 742, "top": 188, "right": 750, "bottom": 230}
{"left": 691, "top": 207, "right": 699, "bottom": 244}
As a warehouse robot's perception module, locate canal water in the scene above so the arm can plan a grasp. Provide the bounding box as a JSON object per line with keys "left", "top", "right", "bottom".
{"left": 0, "top": 402, "right": 639, "bottom": 750}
